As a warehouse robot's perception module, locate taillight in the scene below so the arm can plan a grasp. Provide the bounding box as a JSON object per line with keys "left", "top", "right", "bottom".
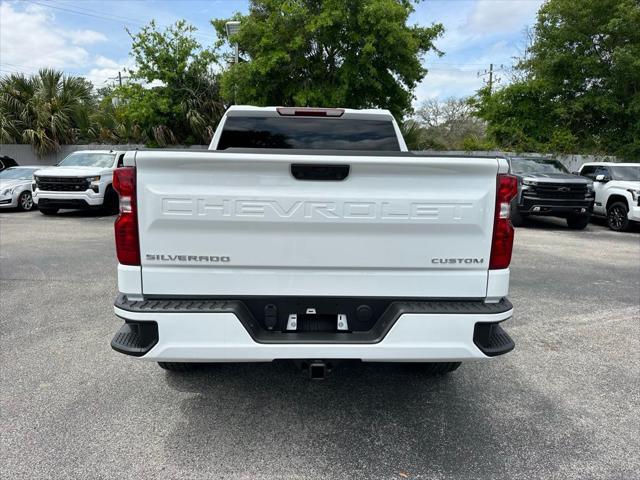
{"left": 490, "top": 174, "right": 518, "bottom": 270}
{"left": 113, "top": 167, "right": 140, "bottom": 266}
{"left": 276, "top": 107, "right": 344, "bottom": 117}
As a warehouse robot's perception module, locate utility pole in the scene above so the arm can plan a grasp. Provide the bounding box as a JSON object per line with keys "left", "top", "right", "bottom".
{"left": 478, "top": 63, "right": 504, "bottom": 95}
{"left": 225, "top": 21, "right": 241, "bottom": 105}
{"left": 109, "top": 71, "right": 128, "bottom": 88}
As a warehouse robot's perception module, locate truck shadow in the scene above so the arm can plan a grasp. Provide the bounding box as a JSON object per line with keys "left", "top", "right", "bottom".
{"left": 516, "top": 216, "right": 577, "bottom": 231}
{"left": 161, "top": 361, "right": 592, "bottom": 479}
{"left": 520, "top": 215, "right": 640, "bottom": 233}
{"left": 42, "top": 209, "right": 117, "bottom": 218}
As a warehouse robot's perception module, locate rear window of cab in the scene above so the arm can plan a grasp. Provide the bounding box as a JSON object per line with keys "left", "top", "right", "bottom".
{"left": 217, "top": 116, "right": 400, "bottom": 151}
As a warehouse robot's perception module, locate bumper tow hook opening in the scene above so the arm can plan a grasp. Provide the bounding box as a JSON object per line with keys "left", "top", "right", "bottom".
{"left": 292, "top": 360, "right": 332, "bottom": 380}
{"left": 309, "top": 361, "right": 328, "bottom": 380}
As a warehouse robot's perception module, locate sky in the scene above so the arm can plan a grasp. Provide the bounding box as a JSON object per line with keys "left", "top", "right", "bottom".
{"left": 0, "top": 0, "right": 545, "bottom": 106}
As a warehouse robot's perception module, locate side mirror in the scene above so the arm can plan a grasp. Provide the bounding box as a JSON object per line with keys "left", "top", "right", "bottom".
{"left": 571, "top": 171, "right": 580, "bottom": 175}
{"left": 595, "top": 174, "right": 609, "bottom": 182}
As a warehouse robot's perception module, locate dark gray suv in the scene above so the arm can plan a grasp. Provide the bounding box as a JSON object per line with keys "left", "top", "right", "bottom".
{"left": 507, "top": 157, "right": 595, "bottom": 229}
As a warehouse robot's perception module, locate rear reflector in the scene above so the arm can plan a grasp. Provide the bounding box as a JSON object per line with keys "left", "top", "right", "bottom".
{"left": 113, "top": 167, "right": 140, "bottom": 266}
{"left": 490, "top": 174, "right": 518, "bottom": 270}
{"left": 276, "top": 107, "right": 344, "bottom": 117}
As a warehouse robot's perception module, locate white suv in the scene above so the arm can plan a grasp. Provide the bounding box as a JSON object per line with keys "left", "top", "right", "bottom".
{"left": 578, "top": 162, "right": 640, "bottom": 231}
{"left": 33, "top": 150, "right": 126, "bottom": 215}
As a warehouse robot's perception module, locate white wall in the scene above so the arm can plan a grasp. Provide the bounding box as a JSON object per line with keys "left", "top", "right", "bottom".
{"left": 0, "top": 144, "right": 208, "bottom": 167}
{"left": 0, "top": 144, "right": 620, "bottom": 170}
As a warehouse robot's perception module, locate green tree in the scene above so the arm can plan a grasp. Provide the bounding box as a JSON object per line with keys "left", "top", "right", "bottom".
{"left": 212, "top": 0, "right": 443, "bottom": 118}
{"left": 74, "top": 88, "right": 145, "bottom": 144}
{"left": 114, "top": 20, "right": 224, "bottom": 146}
{"left": 414, "top": 97, "right": 489, "bottom": 150}
{"left": 0, "top": 69, "right": 94, "bottom": 155}
{"left": 474, "top": 0, "right": 640, "bottom": 158}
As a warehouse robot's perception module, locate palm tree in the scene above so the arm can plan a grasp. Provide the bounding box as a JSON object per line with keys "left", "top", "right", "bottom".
{"left": 0, "top": 69, "right": 94, "bottom": 156}
{"left": 0, "top": 73, "right": 35, "bottom": 144}
{"left": 399, "top": 119, "right": 430, "bottom": 150}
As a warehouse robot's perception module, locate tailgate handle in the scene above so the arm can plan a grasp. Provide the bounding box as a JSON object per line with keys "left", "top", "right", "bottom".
{"left": 291, "top": 164, "right": 350, "bottom": 181}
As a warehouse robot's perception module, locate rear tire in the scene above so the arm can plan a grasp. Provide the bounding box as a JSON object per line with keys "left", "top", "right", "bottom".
{"left": 39, "top": 207, "right": 59, "bottom": 215}
{"left": 566, "top": 215, "right": 590, "bottom": 230}
{"left": 102, "top": 186, "right": 119, "bottom": 215}
{"left": 510, "top": 201, "right": 524, "bottom": 227}
{"left": 409, "top": 362, "right": 461, "bottom": 375}
{"left": 158, "top": 362, "right": 199, "bottom": 372}
{"left": 607, "top": 202, "right": 630, "bottom": 231}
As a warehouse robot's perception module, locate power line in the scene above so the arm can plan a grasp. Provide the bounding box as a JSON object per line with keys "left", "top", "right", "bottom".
{"left": 51, "top": 0, "right": 537, "bottom": 1}
{"left": 23, "top": 0, "right": 218, "bottom": 42}
{"left": 1, "top": 62, "right": 34, "bottom": 69}
{"left": 424, "top": 0, "right": 542, "bottom": 2}
{"left": 0, "top": 63, "right": 33, "bottom": 73}
{"left": 0, "top": 68, "right": 31, "bottom": 75}
{"left": 427, "top": 61, "right": 509, "bottom": 65}
{"left": 53, "top": 1, "right": 154, "bottom": 27}
{"left": 25, "top": 1, "right": 145, "bottom": 25}
{"left": 52, "top": 0, "right": 247, "bottom": 2}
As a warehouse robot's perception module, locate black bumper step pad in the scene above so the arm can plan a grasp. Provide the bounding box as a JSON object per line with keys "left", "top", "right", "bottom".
{"left": 473, "top": 323, "right": 515, "bottom": 357}
{"left": 111, "top": 322, "right": 158, "bottom": 357}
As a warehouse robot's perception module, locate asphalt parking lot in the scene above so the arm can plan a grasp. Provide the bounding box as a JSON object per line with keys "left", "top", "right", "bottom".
{"left": 1, "top": 210, "right": 639, "bottom": 480}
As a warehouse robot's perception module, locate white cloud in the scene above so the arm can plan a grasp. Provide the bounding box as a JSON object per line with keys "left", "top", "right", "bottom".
{"left": 414, "top": 68, "right": 484, "bottom": 104}
{"left": 0, "top": 3, "right": 130, "bottom": 88}
{"left": 94, "top": 56, "right": 121, "bottom": 69}
{"left": 409, "top": 0, "right": 543, "bottom": 103}
{"left": 84, "top": 57, "right": 135, "bottom": 88}
{"left": 143, "top": 79, "right": 166, "bottom": 89}
{"left": 0, "top": 3, "right": 104, "bottom": 73}
{"left": 65, "top": 30, "right": 108, "bottom": 45}
{"left": 464, "top": 0, "right": 543, "bottom": 35}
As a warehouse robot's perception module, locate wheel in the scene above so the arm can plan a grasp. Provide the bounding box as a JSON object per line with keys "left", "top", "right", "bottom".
{"left": 39, "top": 207, "right": 59, "bottom": 215}
{"left": 566, "top": 215, "right": 590, "bottom": 230}
{"left": 17, "top": 191, "right": 34, "bottom": 211}
{"left": 102, "top": 186, "right": 119, "bottom": 215}
{"left": 408, "top": 362, "right": 461, "bottom": 375}
{"left": 158, "top": 362, "right": 199, "bottom": 372}
{"left": 510, "top": 201, "right": 524, "bottom": 227}
{"left": 607, "top": 202, "right": 630, "bottom": 232}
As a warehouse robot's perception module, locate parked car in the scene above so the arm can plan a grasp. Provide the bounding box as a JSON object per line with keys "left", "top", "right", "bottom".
{"left": 0, "top": 155, "right": 19, "bottom": 172}
{"left": 0, "top": 166, "right": 40, "bottom": 211}
{"left": 33, "top": 150, "right": 126, "bottom": 215}
{"left": 507, "top": 156, "right": 594, "bottom": 229}
{"left": 578, "top": 162, "right": 640, "bottom": 231}
{"left": 110, "top": 106, "right": 516, "bottom": 378}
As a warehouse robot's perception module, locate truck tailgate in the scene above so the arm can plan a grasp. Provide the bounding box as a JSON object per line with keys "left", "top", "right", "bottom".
{"left": 134, "top": 151, "right": 499, "bottom": 298}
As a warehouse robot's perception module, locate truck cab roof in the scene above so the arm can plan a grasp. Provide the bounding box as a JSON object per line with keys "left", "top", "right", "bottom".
{"left": 209, "top": 106, "right": 407, "bottom": 151}
{"left": 225, "top": 105, "right": 396, "bottom": 117}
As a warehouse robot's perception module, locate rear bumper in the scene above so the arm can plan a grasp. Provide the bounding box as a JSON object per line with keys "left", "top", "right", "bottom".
{"left": 33, "top": 190, "right": 104, "bottom": 208}
{"left": 112, "top": 296, "right": 514, "bottom": 362}
{"left": 519, "top": 195, "right": 594, "bottom": 216}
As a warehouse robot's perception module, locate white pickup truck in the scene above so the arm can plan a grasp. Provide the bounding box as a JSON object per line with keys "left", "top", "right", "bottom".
{"left": 33, "top": 150, "right": 125, "bottom": 215}
{"left": 111, "top": 106, "right": 517, "bottom": 379}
